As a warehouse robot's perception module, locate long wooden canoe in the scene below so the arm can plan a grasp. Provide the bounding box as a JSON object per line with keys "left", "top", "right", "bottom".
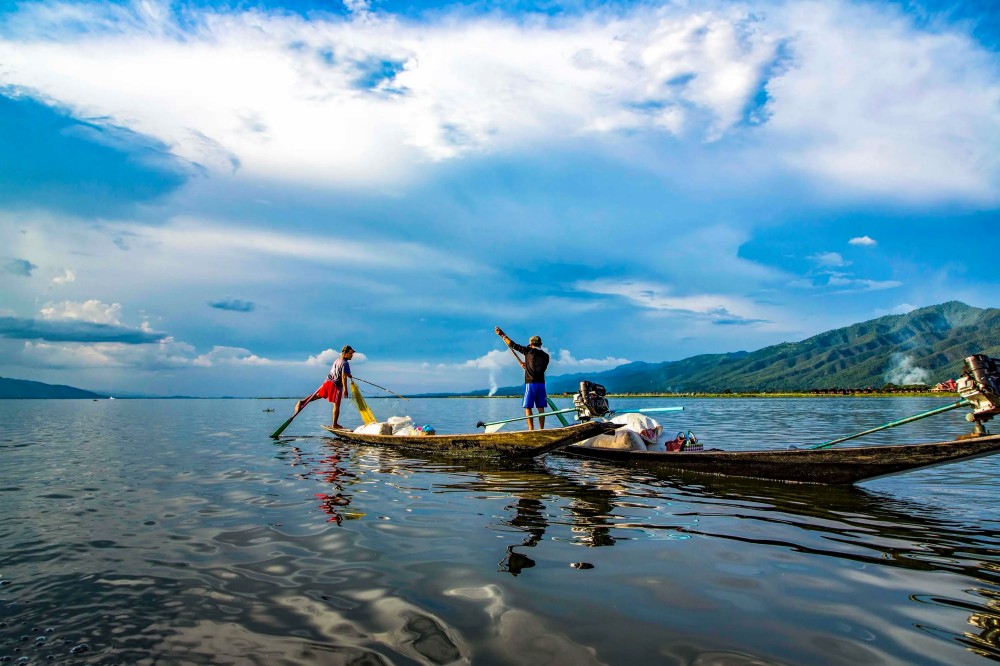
{"left": 322, "top": 421, "right": 615, "bottom": 458}
{"left": 560, "top": 433, "right": 1000, "bottom": 484}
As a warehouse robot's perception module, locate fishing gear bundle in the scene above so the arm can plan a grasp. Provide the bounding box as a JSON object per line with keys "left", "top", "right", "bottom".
{"left": 349, "top": 380, "right": 378, "bottom": 425}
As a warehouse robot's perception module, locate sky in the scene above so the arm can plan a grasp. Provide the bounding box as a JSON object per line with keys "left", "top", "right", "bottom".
{"left": 1, "top": 0, "right": 999, "bottom": 397}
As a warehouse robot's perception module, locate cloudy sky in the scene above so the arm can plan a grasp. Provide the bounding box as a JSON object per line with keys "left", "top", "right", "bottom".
{"left": 1, "top": 0, "right": 998, "bottom": 397}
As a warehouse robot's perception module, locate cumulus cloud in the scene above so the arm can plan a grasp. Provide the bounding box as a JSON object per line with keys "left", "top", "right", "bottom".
{"left": 1, "top": 0, "right": 994, "bottom": 200}
{"left": 552, "top": 349, "right": 629, "bottom": 371}
{"left": 2, "top": 258, "right": 37, "bottom": 276}
{"left": 849, "top": 235, "right": 877, "bottom": 246}
{"left": 52, "top": 268, "right": 76, "bottom": 284}
{"left": 40, "top": 299, "right": 122, "bottom": 324}
{"left": 303, "top": 348, "right": 368, "bottom": 367}
{"left": 454, "top": 346, "right": 629, "bottom": 395}
{"left": 765, "top": 2, "right": 1000, "bottom": 201}
{"left": 461, "top": 349, "right": 516, "bottom": 395}
{"left": 0, "top": 301, "right": 168, "bottom": 346}
{"left": 12, "top": 337, "right": 374, "bottom": 371}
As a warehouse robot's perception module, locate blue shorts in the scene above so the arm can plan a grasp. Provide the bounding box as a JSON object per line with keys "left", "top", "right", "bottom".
{"left": 522, "top": 383, "right": 547, "bottom": 409}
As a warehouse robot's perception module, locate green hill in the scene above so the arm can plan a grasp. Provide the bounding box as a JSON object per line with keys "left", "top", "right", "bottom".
{"left": 481, "top": 301, "right": 1000, "bottom": 395}
{"left": 0, "top": 376, "right": 109, "bottom": 399}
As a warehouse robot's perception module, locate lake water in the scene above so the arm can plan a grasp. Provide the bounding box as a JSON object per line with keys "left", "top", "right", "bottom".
{"left": 2, "top": 396, "right": 999, "bottom": 665}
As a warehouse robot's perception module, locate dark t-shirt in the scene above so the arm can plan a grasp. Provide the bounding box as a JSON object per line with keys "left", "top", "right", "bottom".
{"left": 510, "top": 342, "right": 549, "bottom": 384}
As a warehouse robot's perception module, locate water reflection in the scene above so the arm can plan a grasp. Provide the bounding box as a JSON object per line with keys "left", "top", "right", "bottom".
{"left": 274, "top": 443, "right": 363, "bottom": 524}
{"left": 274, "top": 436, "right": 1000, "bottom": 662}
{"left": 561, "top": 460, "right": 1000, "bottom": 660}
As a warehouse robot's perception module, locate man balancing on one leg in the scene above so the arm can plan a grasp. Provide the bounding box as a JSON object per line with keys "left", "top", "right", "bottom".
{"left": 296, "top": 345, "right": 356, "bottom": 429}
{"left": 496, "top": 327, "right": 550, "bottom": 430}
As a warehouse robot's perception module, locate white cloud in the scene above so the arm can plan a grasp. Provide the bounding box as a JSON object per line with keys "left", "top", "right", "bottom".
{"left": 764, "top": 2, "right": 1000, "bottom": 201}
{"left": 848, "top": 235, "right": 876, "bottom": 246}
{"left": 305, "top": 348, "right": 339, "bottom": 367}
{"left": 52, "top": 268, "right": 76, "bottom": 284}
{"left": 3, "top": 1, "right": 993, "bottom": 200}
{"left": 460, "top": 349, "right": 517, "bottom": 395}
{"left": 552, "top": 349, "right": 629, "bottom": 371}
{"left": 343, "top": 0, "right": 371, "bottom": 15}
{"left": 20, "top": 336, "right": 196, "bottom": 369}
{"left": 450, "top": 346, "right": 628, "bottom": 395}
{"left": 39, "top": 299, "right": 122, "bottom": 324}
{"left": 574, "top": 278, "right": 768, "bottom": 323}
{"left": 132, "top": 218, "right": 481, "bottom": 274}
{"left": 827, "top": 275, "right": 902, "bottom": 292}
{"left": 810, "top": 252, "right": 848, "bottom": 268}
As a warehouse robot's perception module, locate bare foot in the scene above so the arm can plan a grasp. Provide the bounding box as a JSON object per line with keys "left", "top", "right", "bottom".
{"left": 294, "top": 400, "right": 304, "bottom": 414}
{"left": 331, "top": 423, "right": 346, "bottom": 430}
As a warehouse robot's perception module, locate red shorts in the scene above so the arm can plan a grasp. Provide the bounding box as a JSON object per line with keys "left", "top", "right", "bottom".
{"left": 314, "top": 380, "right": 343, "bottom": 403}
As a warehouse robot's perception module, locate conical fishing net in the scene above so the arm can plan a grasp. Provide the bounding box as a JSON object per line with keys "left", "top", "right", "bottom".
{"left": 350, "top": 380, "right": 378, "bottom": 425}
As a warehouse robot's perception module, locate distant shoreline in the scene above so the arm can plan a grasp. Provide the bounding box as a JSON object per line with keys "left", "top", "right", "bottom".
{"left": 3, "top": 391, "right": 959, "bottom": 400}
{"left": 259, "top": 391, "right": 959, "bottom": 400}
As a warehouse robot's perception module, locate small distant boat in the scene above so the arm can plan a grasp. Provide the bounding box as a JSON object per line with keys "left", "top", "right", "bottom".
{"left": 562, "top": 434, "right": 1000, "bottom": 485}
{"left": 323, "top": 421, "right": 616, "bottom": 459}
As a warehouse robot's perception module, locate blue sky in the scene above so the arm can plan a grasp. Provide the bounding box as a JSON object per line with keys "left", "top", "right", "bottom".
{"left": 1, "top": 0, "right": 998, "bottom": 397}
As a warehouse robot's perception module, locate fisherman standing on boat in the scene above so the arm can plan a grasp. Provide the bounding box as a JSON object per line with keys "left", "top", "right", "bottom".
{"left": 295, "top": 345, "right": 355, "bottom": 430}
{"left": 496, "top": 327, "right": 550, "bottom": 430}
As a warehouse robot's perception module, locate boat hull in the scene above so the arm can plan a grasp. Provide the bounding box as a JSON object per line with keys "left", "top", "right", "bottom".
{"left": 323, "top": 421, "right": 614, "bottom": 458}
{"left": 561, "top": 433, "right": 1000, "bottom": 484}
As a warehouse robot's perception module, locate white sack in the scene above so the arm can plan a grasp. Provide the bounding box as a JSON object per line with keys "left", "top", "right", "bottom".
{"left": 387, "top": 416, "right": 413, "bottom": 434}
{"left": 354, "top": 422, "right": 393, "bottom": 435}
{"left": 579, "top": 429, "right": 647, "bottom": 451}
{"left": 610, "top": 413, "right": 662, "bottom": 444}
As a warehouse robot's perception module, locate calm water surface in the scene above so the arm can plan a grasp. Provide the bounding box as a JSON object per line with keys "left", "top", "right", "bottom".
{"left": 1, "top": 397, "right": 999, "bottom": 665}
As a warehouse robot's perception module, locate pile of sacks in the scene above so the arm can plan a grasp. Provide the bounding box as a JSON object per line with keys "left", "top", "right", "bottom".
{"left": 577, "top": 413, "right": 700, "bottom": 452}
{"left": 353, "top": 416, "right": 436, "bottom": 436}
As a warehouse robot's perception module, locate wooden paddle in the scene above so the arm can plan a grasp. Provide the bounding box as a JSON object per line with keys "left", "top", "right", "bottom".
{"left": 477, "top": 406, "right": 686, "bottom": 433}
{"left": 477, "top": 407, "right": 581, "bottom": 433}
{"left": 270, "top": 389, "right": 319, "bottom": 438}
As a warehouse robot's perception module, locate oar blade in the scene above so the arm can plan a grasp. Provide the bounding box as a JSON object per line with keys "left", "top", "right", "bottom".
{"left": 270, "top": 414, "right": 296, "bottom": 438}
{"left": 485, "top": 422, "right": 505, "bottom": 434}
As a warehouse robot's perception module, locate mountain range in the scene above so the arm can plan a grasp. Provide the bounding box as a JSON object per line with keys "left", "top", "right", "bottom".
{"left": 3, "top": 301, "right": 998, "bottom": 398}
{"left": 0, "top": 376, "right": 108, "bottom": 399}
{"left": 472, "top": 301, "right": 1000, "bottom": 395}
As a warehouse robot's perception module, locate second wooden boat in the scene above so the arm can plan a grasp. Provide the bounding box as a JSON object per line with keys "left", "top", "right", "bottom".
{"left": 323, "top": 420, "right": 615, "bottom": 458}
{"left": 561, "top": 433, "right": 1000, "bottom": 485}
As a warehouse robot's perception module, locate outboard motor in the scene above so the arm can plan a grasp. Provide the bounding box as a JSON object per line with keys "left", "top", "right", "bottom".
{"left": 957, "top": 354, "right": 1000, "bottom": 434}
{"left": 573, "top": 381, "right": 610, "bottom": 420}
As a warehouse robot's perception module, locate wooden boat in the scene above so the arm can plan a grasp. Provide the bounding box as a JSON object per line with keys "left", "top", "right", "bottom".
{"left": 322, "top": 420, "right": 616, "bottom": 458}
{"left": 560, "top": 433, "right": 1000, "bottom": 485}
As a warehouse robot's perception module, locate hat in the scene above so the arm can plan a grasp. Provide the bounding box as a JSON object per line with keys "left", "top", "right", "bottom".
{"left": 342, "top": 345, "right": 355, "bottom": 354}
{"left": 529, "top": 335, "right": 542, "bottom": 346}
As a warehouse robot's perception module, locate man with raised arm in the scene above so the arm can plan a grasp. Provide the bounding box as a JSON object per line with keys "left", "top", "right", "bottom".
{"left": 495, "top": 327, "right": 550, "bottom": 430}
